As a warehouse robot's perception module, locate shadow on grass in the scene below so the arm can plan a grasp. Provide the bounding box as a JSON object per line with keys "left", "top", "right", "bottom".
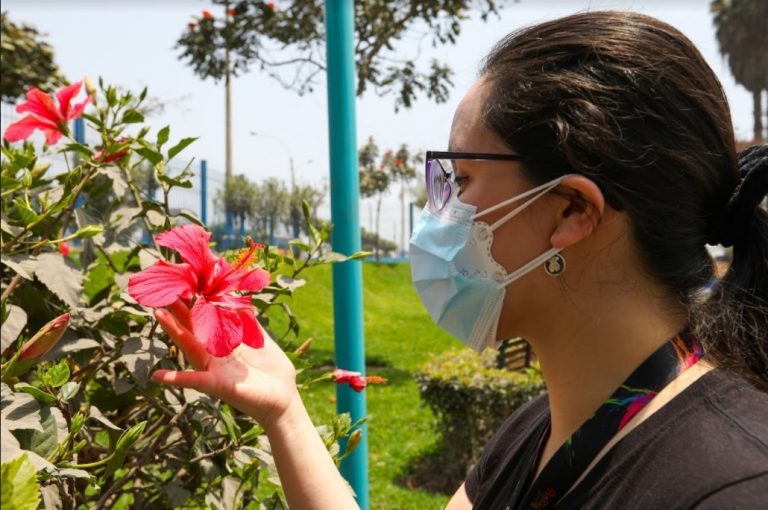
{"left": 394, "top": 439, "right": 469, "bottom": 495}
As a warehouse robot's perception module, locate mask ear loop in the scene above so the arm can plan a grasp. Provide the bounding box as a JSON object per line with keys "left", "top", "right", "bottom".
{"left": 497, "top": 247, "right": 561, "bottom": 289}
{"left": 471, "top": 177, "right": 567, "bottom": 231}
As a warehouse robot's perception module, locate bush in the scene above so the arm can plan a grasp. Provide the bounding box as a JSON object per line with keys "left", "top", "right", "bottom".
{"left": 414, "top": 348, "right": 546, "bottom": 485}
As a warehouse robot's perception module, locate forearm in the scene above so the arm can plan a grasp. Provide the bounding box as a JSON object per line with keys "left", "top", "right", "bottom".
{"left": 262, "top": 394, "right": 360, "bottom": 510}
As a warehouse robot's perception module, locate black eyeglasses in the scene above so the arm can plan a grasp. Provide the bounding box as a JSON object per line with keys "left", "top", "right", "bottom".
{"left": 425, "top": 150, "right": 523, "bottom": 211}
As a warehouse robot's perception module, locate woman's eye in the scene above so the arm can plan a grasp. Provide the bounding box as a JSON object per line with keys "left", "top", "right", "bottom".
{"left": 454, "top": 175, "right": 469, "bottom": 187}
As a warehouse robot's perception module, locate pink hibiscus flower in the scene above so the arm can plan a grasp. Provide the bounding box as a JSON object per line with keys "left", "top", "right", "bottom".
{"left": 128, "top": 225, "right": 270, "bottom": 357}
{"left": 333, "top": 369, "right": 368, "bottom": 392}
{"left": 3, "top": 81, "right": 92, "bottom": 145}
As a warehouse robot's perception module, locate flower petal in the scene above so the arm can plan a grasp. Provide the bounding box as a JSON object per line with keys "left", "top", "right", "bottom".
{"left": 156, "top": 225, "right": 217, "bottom": 280}
{"left": 42, "top": 127, "right": 63, "bottom": 145}
{"left": 239, "top": 309, "right": 264, "bottom": 349}
{"left": 17, "top": 88, "right": 63, "bottom": 124}
{"left": 237, "top": 267, "right": 271, "bottom": 292}
{"left": 67, "top": 95, "right": 92, "bottom": 121}
{"left": 190, "top": 298, "right": 242, "bottom": 357}
{"left": 3, "top": 115, "right": 57, "bottom": 142}
{"left": 56, "top": 81, "right": 83, "bottom": 119}
{"left": 128, "top": 261, "right": 197, "bottom": 307}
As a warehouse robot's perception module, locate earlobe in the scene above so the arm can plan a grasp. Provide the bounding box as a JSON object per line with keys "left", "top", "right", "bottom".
{"left": 549, "top": 176, "right": 605, "bottom": 249}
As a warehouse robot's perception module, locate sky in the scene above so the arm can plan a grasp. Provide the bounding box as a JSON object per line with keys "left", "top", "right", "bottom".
{"left": 1, "top": 0, "right": 758, "bottom": 250}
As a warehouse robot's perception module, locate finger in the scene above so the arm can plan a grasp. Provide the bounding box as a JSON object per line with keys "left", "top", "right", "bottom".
{"left": 167, "top": 299, "right": 193, "bottom": 331}
{"left": 152, "top": 369, "right": 216, "bottom": 395}
{"left": 155, "top": 309, "right": 209, "bottom": 370}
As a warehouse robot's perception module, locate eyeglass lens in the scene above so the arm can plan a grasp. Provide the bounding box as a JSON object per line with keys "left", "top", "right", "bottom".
{"left": 426, "top": 159, "right": 453, "bottom": 211}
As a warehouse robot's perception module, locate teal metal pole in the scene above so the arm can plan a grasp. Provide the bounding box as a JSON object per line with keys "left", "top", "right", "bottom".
{"left": 325, "top": 1, "right": 368, "bottom": 509}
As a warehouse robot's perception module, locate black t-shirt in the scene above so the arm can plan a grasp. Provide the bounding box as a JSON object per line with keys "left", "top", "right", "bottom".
{"left": 465, "top": 368, "right": 768, "bottom": 509}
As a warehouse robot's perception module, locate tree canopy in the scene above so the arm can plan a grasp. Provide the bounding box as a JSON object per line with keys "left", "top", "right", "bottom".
{"left": 177, "top": 0, "right": 499, "bottom": 110}
{"left": 0, "top": 12, "right": 65, "bottom": 102}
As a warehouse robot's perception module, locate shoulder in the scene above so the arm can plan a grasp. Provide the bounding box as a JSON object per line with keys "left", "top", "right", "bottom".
{"left": 464, "top": 394, "right": 549, "bottom": 501}
{"left": 563, "top": 368, "right": 768, "bottom": 509}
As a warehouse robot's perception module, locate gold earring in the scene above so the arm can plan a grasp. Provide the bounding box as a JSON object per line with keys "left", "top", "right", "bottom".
{"left": 544, "top": 253, "right": 566, "bottom": 276}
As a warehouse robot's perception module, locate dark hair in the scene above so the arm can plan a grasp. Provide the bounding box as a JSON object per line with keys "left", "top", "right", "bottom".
{"left": 479, "top": 11, "right": 768, "bottom": 388}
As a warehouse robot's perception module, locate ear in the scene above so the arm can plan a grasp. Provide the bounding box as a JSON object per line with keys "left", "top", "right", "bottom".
{"left": 549, "top": 176, "right": 605, "bottom": 249}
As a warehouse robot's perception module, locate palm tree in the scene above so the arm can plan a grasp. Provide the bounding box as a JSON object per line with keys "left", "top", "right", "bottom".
{"left": 712, "top": 0, "right": 768, "bottom": 141}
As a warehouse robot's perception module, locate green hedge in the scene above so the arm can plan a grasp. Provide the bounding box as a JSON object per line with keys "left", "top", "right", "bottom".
{"left": 414, "top": 349, "right": 546, "bottom": 484}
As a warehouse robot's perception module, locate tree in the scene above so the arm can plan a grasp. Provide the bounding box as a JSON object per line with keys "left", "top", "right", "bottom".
{"left": 361, "top": 228, "right": 398, "bottom": 258}
{"left": 358, "top": 137, "right": 390, "bottom": 260}
{"left": 711, "top": 0, "right": 768, "bottom": 141}
{"left": 177, "top": 0, "right": 499, "bottom": 111}
{"left": 285, "top": 182, "right": 326, "bottom": 238}
{"left": 385, "top": 145, "right": 420, "bottom": 256}
{"left": 215, "top": 173, "right": 256, "bottom": 236}
{"left": 249, "top": 177, "right": 288, "bottom": 245}
{"left": 0, "top": 12, "right": 65, "bottom": 102}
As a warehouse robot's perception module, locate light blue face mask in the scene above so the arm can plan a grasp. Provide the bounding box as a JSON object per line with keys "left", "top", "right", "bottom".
{"left": 409, "top": 176, "right": 567, "bottom": 351}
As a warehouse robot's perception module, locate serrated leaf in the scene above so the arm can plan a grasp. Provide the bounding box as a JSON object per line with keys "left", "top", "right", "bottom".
{"left": 98, "top": 166, "right": 128, "bottom": 199}
{"left": 120, "top": 337, "right": 167, "bottom": 386}
{"left": 0, "top": 383, "right": 43, "bottom": 432}
{"left": 167, "top": 137, "right": 197, "bottom": 161}
{"left": 1, "top": 454, "right": 40, "bottom": 510}
{"left": 34, "top": 253, "right": 83, "bottom": 309}
{"left": 46, "top": 361, "right": 70, "bottom": 388}
{"left": 0, "top": 304, "right": 27, "bottom": 353}
{"left": 14, "top": 406, "right": 67, "bottom": 458}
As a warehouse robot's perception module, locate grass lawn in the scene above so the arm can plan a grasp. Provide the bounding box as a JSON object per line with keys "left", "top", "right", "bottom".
{"left": 265, "top": 262, "right": 460, "bottom": 509}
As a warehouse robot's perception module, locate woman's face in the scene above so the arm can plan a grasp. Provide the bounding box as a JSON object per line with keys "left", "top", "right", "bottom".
{"left": 447, "top": 80, "right": 563, "bottom": 339}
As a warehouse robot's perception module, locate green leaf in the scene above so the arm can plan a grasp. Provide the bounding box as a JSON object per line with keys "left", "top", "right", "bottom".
{"left": 46, "top": 361, "right": 70, "bottom": 388}
{"left": 104, "top": 421, "right": 145, "bottom": 479}
{"left": 12, "top": 198, "right": 38, "bottom": 226}
{"left": 13, "top": 384, "right": 57, "bottom": 405}
{"left": 1, "top": 454, "right": 40, "bottom": 510}
{"left": 57, "top": 381, "right": 80, "bottom": 402}
{"left": 218, "top": 405, "right": 240, "bottom": 442}
{"left": 121, "top": 109, "right": 144, "bottom": 124}
{"left": 156, "top": 126, "right": 170, "bottom": 149}
{"left": 62, "top": 143, "right": 93, "bottom": 157}
{"left": 136, "top": 147, "right": 163, "bottom": 166}
{"left": 69, "top": 224, "right": 104, "bottom": 240}
{"left": 157, "top": 173, "right": 193, "bottom": 189}
{"left": 34, "top": 252, "right": 83, "bottom": 309}
{"left": 167, "top": 137, "right": 198, "bottom": 161}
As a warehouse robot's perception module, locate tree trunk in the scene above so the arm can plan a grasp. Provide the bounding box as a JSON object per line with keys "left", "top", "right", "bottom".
{"left": 754, "top": 89, "right": 763, "bottom": 142}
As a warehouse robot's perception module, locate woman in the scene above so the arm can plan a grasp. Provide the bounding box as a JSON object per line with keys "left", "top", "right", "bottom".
{"left": 152, "top": 11, "right": 768, "bottom": 509}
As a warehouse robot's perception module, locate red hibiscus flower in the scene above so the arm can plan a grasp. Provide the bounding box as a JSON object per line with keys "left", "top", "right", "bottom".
{"left": 128, "top": 225, "right": 270, "bottom": 357}
{"left": 266, "top": 2, "right": 276, "bottom": 10}
{"left": 93, "top": 138, "right": 129, "bottom": 164}
{"left": 202, "top": 10, "right": 214, "bottom": 19}
{"left": 333, "top": 369, "right": 367, "bottom": 392}
{"left": 3, "top": 81, "right": 92, "bottom": 145}
{"left": 188, "top": 22, "right": 197, "bottom": 29}
{"left": 58, "top": 243, "right": 70, "bottom": 256}
{"left": 227, "top": 8, "right": 236, "bottom": 16}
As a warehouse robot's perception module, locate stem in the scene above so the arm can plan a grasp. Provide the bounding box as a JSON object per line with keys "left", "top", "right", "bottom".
{"left": 93, "top": 403, "right": 189, "bottom": 510}
{"left": 63, "top": 455, "right": 113, "bottom": 469}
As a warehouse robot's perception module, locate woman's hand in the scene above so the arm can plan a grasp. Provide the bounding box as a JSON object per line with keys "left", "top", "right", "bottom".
{"left": 151, "top": 300, "right": 299, "bottom": 429}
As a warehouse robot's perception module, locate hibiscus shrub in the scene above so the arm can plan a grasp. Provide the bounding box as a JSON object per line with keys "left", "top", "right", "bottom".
{"left": 414, "top": 349, "right": 545, "bottom": 486}
{"left": 1, "top": 80, "right": 366, "bottom": 509}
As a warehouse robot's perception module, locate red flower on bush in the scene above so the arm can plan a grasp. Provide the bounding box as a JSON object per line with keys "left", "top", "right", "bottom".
{"left": 202, "top": 10, "right": 214, "bottom": 19}
{"left": 3, "top": 81, "right": 92, "bottom": 145}
{"left": 128, "top": 225, "right": 270, "bottom": 357}
{"left": 58, "top": 243, "right": 70, "bottom": 256}
{"left": 266, "top": 2, "right": 276, "bottom": 10}
{"left": 332, "top": 369, "right": 388, "bottom": 393}
{"left": 93, "top": 138, "right": 129, "bottom": 164}
{"left": 227, "top": 8, "right": 236, "bottom": 16}
{"left": 188, "top": 22, "right": 197, "bottom": 29}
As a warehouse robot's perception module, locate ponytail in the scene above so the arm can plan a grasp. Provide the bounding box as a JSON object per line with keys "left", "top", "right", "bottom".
{"left": 697, "top": 144, "right": 768, "bottom": 390}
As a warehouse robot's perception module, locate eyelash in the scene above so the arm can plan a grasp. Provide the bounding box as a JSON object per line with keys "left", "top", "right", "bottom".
{"left": 454, "top": 176, "right": 469, "bottom": 187}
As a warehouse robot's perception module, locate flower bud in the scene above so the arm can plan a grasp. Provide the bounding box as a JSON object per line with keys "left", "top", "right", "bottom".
{"left": 84, "top": 76, "right": 96, "bottom": 97}
{"left": 345, "top": 429, "right": 362, "bottom": 455}
{"left": 19, "top": 313, "right": 70, "bottom": 361}
{"left": 294, "top": 337, "right": 313, "bottom": 357}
